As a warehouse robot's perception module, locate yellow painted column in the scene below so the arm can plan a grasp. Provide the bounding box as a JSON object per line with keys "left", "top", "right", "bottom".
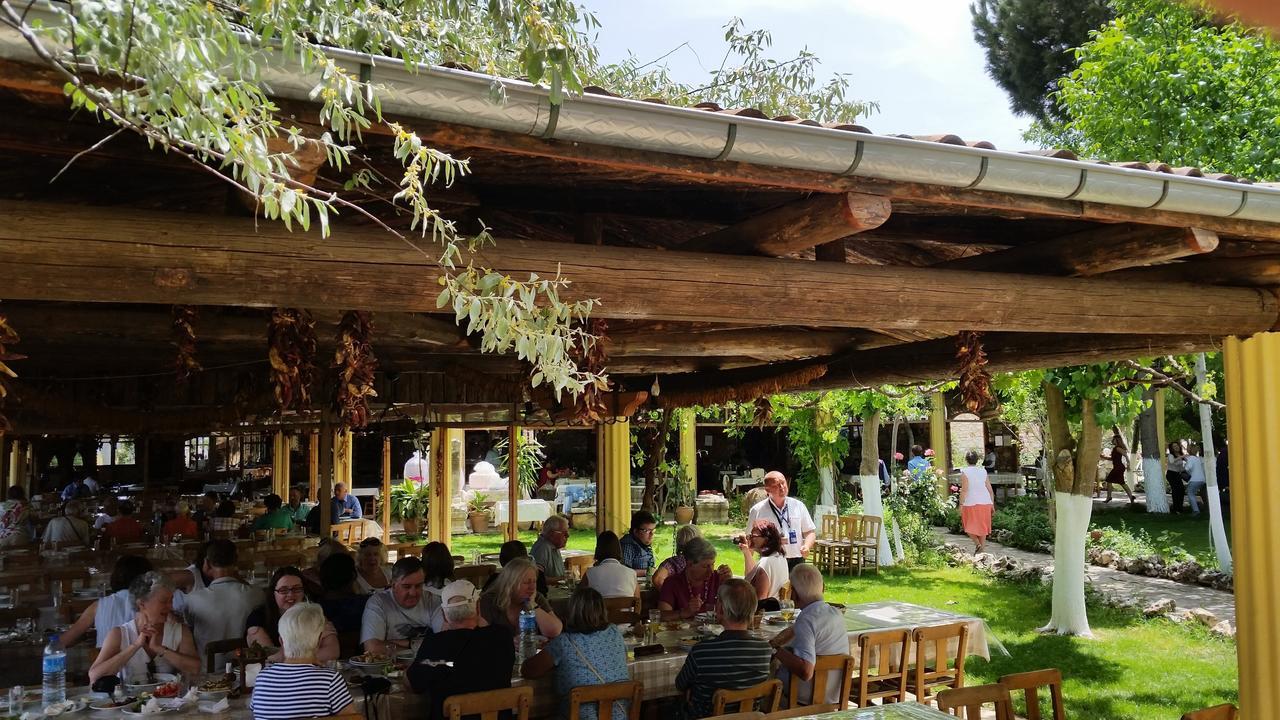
{"left": 308, "top": 431, "right": 319, "bottom": 502}
{"left": 381, "top": 436, "right": 392, "bottom": 542}
{"left": 318, "top": 423, "right": 334, "bottom": 537}
{"left": 427, "top": 428, "right": 461, "bottom": 544}
{"left": 506, "top": 425, "right": 520, "bottom": 542}
{"left": 8, "top": 440, "right": 23, "bottom": 492}
{"left": 677, "top": 408, "right": 697, "bottom": 494}
{"left": 597, "top": 419, "right": 632, "bottom": 535}
{"left": 929, "top": 392, "right": 950, "bottom": 490}
{"left": 272, "top": 431, "right": 289, "bottom": 497}
{"left": 1154, "top": 390, "right": 1167, "bottom": 476}
{"left": 333, "top": 430, "right": 354, "bottom": 488}
{"left": 1223, "top": 332, "right": 1280, "bottom": 718}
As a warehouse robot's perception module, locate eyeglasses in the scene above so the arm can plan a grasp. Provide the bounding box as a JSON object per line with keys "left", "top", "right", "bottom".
{"left": 636, "top": 527, "right": 656, "bottom": 535}
{"left": 274, "top": 585, "right": 305, "bottom": 596}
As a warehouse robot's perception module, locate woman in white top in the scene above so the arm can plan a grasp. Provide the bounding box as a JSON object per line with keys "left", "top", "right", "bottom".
{"left": 582, "top": 531, "right": 638, "bottom": 599}
{"left": 89, "top": 571, "right": 201, "bottom": 683}
{"left": 354, "top": 537, "right": 392, "bottom": 594}
{"left": 959, "top": 449, "right": 995, "bottom": 554}
{"left": 739, "top": 523, "right": 789, "bottom": 601}
{"left": 61, "top": 555, "right": 154, "bottom": 648}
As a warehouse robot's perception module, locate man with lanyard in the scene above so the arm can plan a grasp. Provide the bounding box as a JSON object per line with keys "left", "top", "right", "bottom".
{"left": 747, "top": 471, "right": 816, "bottom": 570}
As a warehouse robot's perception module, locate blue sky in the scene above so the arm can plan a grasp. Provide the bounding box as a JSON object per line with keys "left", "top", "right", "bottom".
{"left": 589, "top": 0, "right": 1033, "bottom": 151}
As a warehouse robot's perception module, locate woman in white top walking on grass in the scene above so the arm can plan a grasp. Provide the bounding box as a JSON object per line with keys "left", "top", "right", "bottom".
{"left": 959, "top": 449, "right": 995, "bottom": 555}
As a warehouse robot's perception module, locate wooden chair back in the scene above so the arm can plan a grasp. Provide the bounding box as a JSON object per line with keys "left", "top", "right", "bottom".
{"left": 852, "top": 515, "right": 881, "bottom": 575}
{"left": 786, "top": 654, "right": 854, "bottom": 709}
{"left": 999, "top": 668, "right": 1066, "bottom": 720}
{"left": 204, "top": 638, "right": 247, "bottom": 673}
{"left": 330, "top": 523, "right": 357, "bottom": 547}
{"left": 453, "top": 564, "right": 496, "bottom": 588}
{"left": 911, "top": 622, "right": 969, "bottom": 704}
{"left": 604, "top": 595, "right": 641, "bottom": 625}
{"left": 568, "top": 680, "right": 641, "bottom": 720}
{"left": 854, "top": 629, "right": 909, "bottom": 706}
{"left": 765, "top": 704, "right": 837, "bottom": 720}
{"left": 820, "top": 514, "right": 840, "bottom": 539}
{"left": 565, "top": 554, "right": 595, "bottom": 577}
{"left": 936, "top": 683, "right": 1014, "bottom": 720}
{"left": 1181, "top": 704, "right": 1238, "bottom": 720}
{"left": 443, "top": 685, "right": 533, "bottom": 720}
{"left": 712, "top": 679, "right": 782, "bottom": 715}
{"left": 713, "top": 714, "right": 764, "bottom": 720}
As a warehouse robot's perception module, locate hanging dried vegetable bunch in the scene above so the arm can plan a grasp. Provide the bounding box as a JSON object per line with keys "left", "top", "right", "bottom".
{"left": 171, "top": 305, "right": 202, "bottom": 383}
{"left": 565, "top": 318, "right": 611, "bottom": 424}
{"left": 955, "top": 330, "right": 993, "bottom": 412}
{"left": 334, "top": 311, "right": 378, "bottom": 429}
{"left": 751, "top": 396, "right": 773, "bottom": 428}
{"left": 268, "top": 308, "right": 318, "bottom": 413}
{"left": 0, "top": 308, "right": 23, "bottom": 432}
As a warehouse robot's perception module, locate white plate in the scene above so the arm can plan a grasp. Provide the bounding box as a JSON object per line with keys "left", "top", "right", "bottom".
{"left": 36, "top": 697, "right": 91, "bottom": 715}
{"left": 123, "top": 674, "right": 177, "bottom": 693}
{"left": 120, "top": 699, "right": 183, "bottom": 716}
{"left": 88, "top": 698, "right": 137, "bottom": 712}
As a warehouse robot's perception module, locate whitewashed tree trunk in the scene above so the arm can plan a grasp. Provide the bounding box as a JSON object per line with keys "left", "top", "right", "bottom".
{"left": 817, "top": 464, "right": 836, "bottom": 508}
{"left": 1195, "top": 353, "right": 1232, "bottom": 573}
{"left": 890, "top": 515, "right": 906, "bottom": 562}
{"left": 1139, "top": 388, "right": 1169, "bottom": 513}
{"left": 1041, "top": 492, "right": 1094, "bottom": 636}
{"left": 858, "top": 475, "right": 895, "bottom": 567}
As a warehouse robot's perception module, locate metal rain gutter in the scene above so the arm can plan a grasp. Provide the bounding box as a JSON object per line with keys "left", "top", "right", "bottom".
{"left": 3, "top": 5, "right": 1279, "bottom": 225}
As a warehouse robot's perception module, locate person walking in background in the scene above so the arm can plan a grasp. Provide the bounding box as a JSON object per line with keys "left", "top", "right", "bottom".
{"left": 1101, "top": 436, "right": 1136, "bottom": 504}
{"left": 1166, "top": 442, "right": 1189, "bottom": 513}
{"left": 1185, "top": 442, "right": 1209, "bottom": 517}
{"left": 959, "top": 450, "right": 995, "bottom": 554}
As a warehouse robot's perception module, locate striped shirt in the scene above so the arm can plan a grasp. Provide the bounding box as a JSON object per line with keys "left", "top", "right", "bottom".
{"left": 675, "top": 630, "right": 773, "bottom": 719}
{"left": 248, "top": 664, "right": 353, "bottom": 720}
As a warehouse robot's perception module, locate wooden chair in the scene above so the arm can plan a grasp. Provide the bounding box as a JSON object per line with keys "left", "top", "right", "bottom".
{"left": 604, "top": 595, "right": 641, "bottom": 625}
{"left": 785, "top": 654, "right": 854, "bottom": 710}
{"left": 330, "top": 523, "right": 357, "bottom": 547}
{"left": 443, "top": 685, "right": 533, "bottom": 720}
{"left": 1181, "top": 704, "right": 1238, "bottom": 720}
{"left": 204, "top": 638, "right": 247, "bottom": 672}
{"left": 851, "top": 515, "right": 881, "bottom": 575}
{"left": 765, "top": 704, "right": 836, "bottom": 720}
{"left": 568, "top": 680, "right": 641, "bottom": 720}
{"left": 565, "top": 554, "right": 595, "bottom": 578}
{"left": 810, "top": 514, "right": 840, "bottom": 569}
{"left": 935, "top": 684, "right": 1013, "bottom": 720}
{"left": 453, "top": 564, "right": 496, "bottom": 588}
{"left": 713, "top": 714, "right": 764, "bottom": 720}
{"left": 999, "top": 668, "right": 1065, "bottom": 720}
{"left": 712, "top": 679, "right": 782, "bottom": 715}
{"left": 852, "top": 629, "right": 909, "bottom": 707}
{"left": 906, "top": 623, "right": 969, "bottom": 706}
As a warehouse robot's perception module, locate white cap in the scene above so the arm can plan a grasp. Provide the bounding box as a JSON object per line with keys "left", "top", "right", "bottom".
{"left": 438, "top": 579, "right": 478, "bottom": 608}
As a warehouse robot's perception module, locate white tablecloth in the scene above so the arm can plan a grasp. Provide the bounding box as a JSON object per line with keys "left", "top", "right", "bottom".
{"left": 493, "top": 499, "right": 554, "bottom": 525}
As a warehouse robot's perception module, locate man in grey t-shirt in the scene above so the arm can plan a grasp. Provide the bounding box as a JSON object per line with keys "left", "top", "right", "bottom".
{"left": 529, "top": 515, "right": 569, "bottom": 579}
{"left": 360, "top": 557, "right": 438, "bottom": 656}
{"left": 771, "top": 564, "right": 849, "bottom": 705}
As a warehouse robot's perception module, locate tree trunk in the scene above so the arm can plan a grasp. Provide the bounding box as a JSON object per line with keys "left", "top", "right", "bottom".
{"left": 1195, "top": 353, "right": 1233, "bottom": 573}
{"left": 640, "top": 410, "right": 674, "bottom": 513}
{"left": 1138, "top": 387, "right": 1169, "bottom": 513}
{"left": 816, "top": 408, "right": 837, "bottom": 508}
{"left": 889, "top": 417, "right": 901, "bottom": 477}
{"left": 1040, "top": 381, "right": 1097, "bottom": 637}
{"left": 856, "top": 411, "right": 895, "bottom": 567}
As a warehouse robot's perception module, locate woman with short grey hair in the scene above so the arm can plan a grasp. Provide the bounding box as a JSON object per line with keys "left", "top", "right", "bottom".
{"left": 89, "top": 571, "right": 201, "bottom": 683}
{"left": 657, "top": 537, "right": 727, "bottom": 620}
{"left": 250, "top": 603, "right": 355, "bottom": 720}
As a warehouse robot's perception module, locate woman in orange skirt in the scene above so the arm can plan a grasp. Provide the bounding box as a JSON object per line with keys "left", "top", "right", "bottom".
{"left": 959, "top": 449, "right": 995, "bottom": 554}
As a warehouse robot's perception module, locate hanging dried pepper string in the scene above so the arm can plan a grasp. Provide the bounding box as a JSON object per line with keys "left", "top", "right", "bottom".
{"left": 955, "top": 330, "right": 993, "bottom": 413}
{"left": 0, "top": 307, "right": 23, "bottom": 432}
{"left": 565, "top": 318, "right": 611, "bottom": 424}
{"left": 268, "top": 308, "right": 318, "bottom": 413}
{"left": 171, "top": 305, "right": 202, "bottom": 383}
{"left": 334, "top": 310, "right": 378, "bottom": 429}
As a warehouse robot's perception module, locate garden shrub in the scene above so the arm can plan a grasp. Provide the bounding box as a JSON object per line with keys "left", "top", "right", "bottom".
{"left": 990, "top": 496, "right": 1054, "bottom": 551}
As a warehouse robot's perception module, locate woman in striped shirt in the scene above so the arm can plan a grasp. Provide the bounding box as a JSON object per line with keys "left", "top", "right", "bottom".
{"left": 249, "top": 603, "right": 355, "bottom": 720}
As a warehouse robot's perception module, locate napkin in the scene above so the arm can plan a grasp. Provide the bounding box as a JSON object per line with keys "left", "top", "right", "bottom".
{"left": 197, "top": 698, "right": 230, "bottom": 714}
{"left": 140, "top": 697, "right": 162, "bottom": 715}
{"left": 180, "top": 688, "right": 200, "bottom": 706}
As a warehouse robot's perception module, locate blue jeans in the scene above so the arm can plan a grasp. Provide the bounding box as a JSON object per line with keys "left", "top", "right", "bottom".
{"left": 1187, "top": 480, "right": 1207, "bottom": 513}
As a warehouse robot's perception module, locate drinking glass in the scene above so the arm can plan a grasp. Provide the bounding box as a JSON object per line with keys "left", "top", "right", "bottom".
{"left": 15, "top": 617, "right": 33, "bottom": 638}
{"left": 9, "top": 685, "right": 23, "bottom": 715}
{"left": 779, "top": 599, "right": 796, "bottom": 622}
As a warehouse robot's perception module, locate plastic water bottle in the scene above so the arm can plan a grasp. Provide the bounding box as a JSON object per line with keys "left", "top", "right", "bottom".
{"left": 517, "top": 601, "right": 538, "bottom": 665}
{"left": 42, "top": 634, "right": 66, "bottom": 707}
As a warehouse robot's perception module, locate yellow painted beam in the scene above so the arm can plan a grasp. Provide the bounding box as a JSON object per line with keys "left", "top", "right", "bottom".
{"left": 308, "top": 431, "right": 319, "bottom": 503}
{"left": 677, "top": 408, "right": 697, "bottom": 493}
{"left": 1223, "top": 332, "right": 1280, "bottom": 718}
{"left": 1154, "top": 389, "right": 1167, "bottom": 476}
{"left": 381, "top": 436, "right": 391, "bottom": 542}
{"left": 930, "top": 392, "right": 950, "bottom": 492}
{"left": 427, "top": 429, "right": 462, "bottom": 543}
{"left": 597, "top": 420, "right": 632, "bottom": 535}
{"left": 506, "top": 425, "right": 521, "bottom": 542}
{"left": 318, "top": 423, "right": 333, "bottom": 537}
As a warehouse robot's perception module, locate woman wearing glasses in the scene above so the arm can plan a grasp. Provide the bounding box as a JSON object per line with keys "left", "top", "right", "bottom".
{"left": 246, "top": 566, "right": 340, "bottom": 662}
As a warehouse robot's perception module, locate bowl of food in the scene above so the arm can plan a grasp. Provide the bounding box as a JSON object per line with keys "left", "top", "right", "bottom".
{"left": 196, "top": 676, "right": 233, "bottom": 701}
{"left": 347, "top": 652, "right": 394, "bottom": 671}
{"left": 88, "top": 695, "right": 138, "bottom": 713}
{"left": 123, "top": 673, "right": 177, "bottom": 694}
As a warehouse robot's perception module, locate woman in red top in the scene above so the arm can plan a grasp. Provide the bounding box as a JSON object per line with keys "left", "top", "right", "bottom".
{"left": 102, "top": 500, "right": 146, "bottom": 546}
{"left": 657, "top": 537, "right": 727, "bottom": 620}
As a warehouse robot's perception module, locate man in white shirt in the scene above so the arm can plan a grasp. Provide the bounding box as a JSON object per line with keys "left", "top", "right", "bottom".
{"left": 183, "top": 539, "right": 259, "bottom": 669}
{"left": 361, "top": 556, "right": 438, "bottom": 656}
{"left": 771, "top": 564, "right": 849, "bottom": 706}
{"left": 748, "top": 471, "right": 816, "bottom": 569}
{"left": 42, "top": 500, "right": 92, "bottom": 546}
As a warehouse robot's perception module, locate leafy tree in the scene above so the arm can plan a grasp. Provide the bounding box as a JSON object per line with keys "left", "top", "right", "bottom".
{"left": 970, "top": 0, "right": 1114, "bottom": 122}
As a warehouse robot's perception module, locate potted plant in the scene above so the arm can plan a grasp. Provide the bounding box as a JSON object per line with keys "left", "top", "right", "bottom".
{"left": 390, "top": 479, "right": 430, "bottom": 536}
{"left": 662, "top": 462, "right": 697, "bottom": 524}
{"left": 467, "top": 492, "right": 492, "bottom": 533}
{"left": 494, "top": 434, "right": 545, "bottom": 498}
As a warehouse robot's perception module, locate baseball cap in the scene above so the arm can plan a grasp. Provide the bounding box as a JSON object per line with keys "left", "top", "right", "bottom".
{"left": 437, "top": 579, "right": 478, "bottom": 608}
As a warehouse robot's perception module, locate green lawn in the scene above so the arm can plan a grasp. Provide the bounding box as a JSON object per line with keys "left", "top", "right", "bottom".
{"left": 438, "top": 522, "right": 1238, "bottom": 719}
{"left": 1090, "top": 503, "right": 1231, "bottom": 566}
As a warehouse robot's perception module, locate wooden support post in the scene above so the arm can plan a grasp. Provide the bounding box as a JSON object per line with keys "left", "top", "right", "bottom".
{"left": 1154, "top": 389, "right": 1167, "bottom": 477}
{"left": 308, "top": 431, "right": 319, "bottom": 501}
{"left": 929, "top": 392, "right": 950, "bottom": 493}
{"left": 1223, "top": 331, "right": 1280, "bottom": 718}
{"left": 272, "top": 431, "right": 289, "bottom": 497}
{"left": 427, "top": 428, "right": 456, "bottom": 544}
{"left": 334, "top": 430, "right": 354, "bottom": 488}
{"left": 506, "top": 424, "right": 520, "bottom": 542}
{"left": 7, "top": 440, "right": 22, "bottom": 492}
{"left": 0, "top": 432, "right": 7, "bottom": 488}
{"left": 677, "top": 409, "right": 697, "bottom": 495}
{"left": 318, "top": 421, "right": 333, "bottom": 538}
{"left": 597, "top": 420, "right": 632, "bottom": 535}
{"left": 381, "top": 436, "right": 391, "bottom": 542}
{"left": 141, "top": 436, "right": 151, "bottom": 487}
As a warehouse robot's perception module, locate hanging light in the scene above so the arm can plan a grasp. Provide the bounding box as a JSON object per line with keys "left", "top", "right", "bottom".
{"left": 650, "top": 375, "right": 661, "bottom": 397}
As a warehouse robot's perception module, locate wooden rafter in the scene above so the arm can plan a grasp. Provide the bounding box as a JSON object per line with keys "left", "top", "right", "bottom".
{"left": 1103, "top": 255, "right": 1280, "bottom": 286}
{"left": 935, "top": 224, "right": 1219, "bottom": 276}
{"left": 678, "top": 192, "right": 891, "bottom": 255}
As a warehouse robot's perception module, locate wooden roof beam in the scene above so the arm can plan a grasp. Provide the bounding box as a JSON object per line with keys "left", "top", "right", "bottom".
{"left": 1102, "top": 255, "right": 1280, "bottom": 287}
{"left": 935, "top": 224, "right": 1219, "bottom": 276}
{"left": 0, "top": 200, "right": 1275, "bottom": 337}
{"left": 679, "top": 192, "right": 891, "bottom": 256}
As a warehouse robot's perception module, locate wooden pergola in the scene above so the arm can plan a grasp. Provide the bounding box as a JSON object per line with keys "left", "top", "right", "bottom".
{"left": 0, "top": 36, "right": 1277, "bottom": 715}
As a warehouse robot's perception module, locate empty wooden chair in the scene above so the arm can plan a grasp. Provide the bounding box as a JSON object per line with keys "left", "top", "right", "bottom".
{"left": 906, "top": 622, "right": 969, "bottom": 705}
{"left": 765, "top": 704, "right": 837, "bottom": 720}
{"left": 810, "top": 514, "right": 840, "bottom": 569}
{"left": 712, "top": 679, "right": 783, "bottom": 715}
{"left": 443, "top": 686, "right": 533, "bottom": 720}
{"left": 568, "top": 680, "right": 641, "bottom": 720}
{"left": 999, "top": 668, "right": 1066, "bottom": 720}
{"left": 786, "top": 654, "right": 854, "bottom": 710}
{"left": 604, "top": 595, "right": 641, "bottom": 625}
{"left": 1181, "top": 704, "right": 1238, "bottom": 720}
{"left": 330, "top": 523, "right": 356, "bottom": 547}
{"left": 204, "top": 638, "right": 247, "bottom": 673}
{"left": 851, "top": 515, "right": 881, "bottom": 575}
{"left": 852, "top": 629, "right": 909, "bottom": 707}
{"left": 565, "top": 554, "right": 595, "bottom": 578}
{"left": 936, "top": 684, "right": 1013, "bottom": 720}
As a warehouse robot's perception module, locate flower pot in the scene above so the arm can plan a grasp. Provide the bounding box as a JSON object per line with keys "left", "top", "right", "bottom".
{"left": 402, "top": 517, "right": 420, "bottom": 536}
{"left": 468, "top": 511, "right": 489, "bottom": 534}
{"left": 674, "top": 505, "right": 695, "bottom": 524}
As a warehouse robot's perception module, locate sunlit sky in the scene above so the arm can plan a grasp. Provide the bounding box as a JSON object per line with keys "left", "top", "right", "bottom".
{"left": 589, "top": 0, "right": 1033, "bottom": 151}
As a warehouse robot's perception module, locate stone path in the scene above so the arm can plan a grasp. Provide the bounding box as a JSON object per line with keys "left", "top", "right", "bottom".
{"left": 937, "top": 530, "right": 1236, "bottom": 626}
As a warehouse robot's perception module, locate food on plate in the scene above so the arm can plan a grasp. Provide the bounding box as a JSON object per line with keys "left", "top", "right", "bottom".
{"left": 152, "top": 682, "right": 181, "bottom": 698}
{"left": 89, "top": 696, "right": 137, "bottom": 710}
{"left": 198, "top": 677, "right": 232, "bottom": 692}
{"left": 349, "top": 652, "right": 393, "bottom": 665}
